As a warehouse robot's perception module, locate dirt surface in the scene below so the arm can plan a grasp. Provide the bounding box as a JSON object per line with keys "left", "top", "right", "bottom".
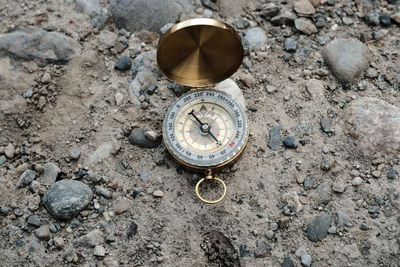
{"left": 0, "top": 0, "right": 400, "bottom": 266}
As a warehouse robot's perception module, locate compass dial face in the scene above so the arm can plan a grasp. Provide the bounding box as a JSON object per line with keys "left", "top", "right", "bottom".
{"left": 163, "top": 89, "right": 248, "bottom": 168}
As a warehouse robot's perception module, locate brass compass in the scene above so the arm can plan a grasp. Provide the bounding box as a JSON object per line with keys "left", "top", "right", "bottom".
{"left": 157, "top": 18, "right": 249, "bottom": 204}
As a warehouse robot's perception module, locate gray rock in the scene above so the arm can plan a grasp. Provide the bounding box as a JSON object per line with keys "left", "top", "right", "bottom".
{"left": 301, "top": 253, "right": 312, "bottom": 267}
{"left": 387, "top": 167, "right": 398, "bottom": 180}
{"left": 43, "top": 179, "right": 93, "bottom": 220}
{"left": 267, "top": 125, "right": 282, "bottom": 150}
{"left": 365, "top": 11, "right": 380, "bottom": 26}
{"left": 271, "top": 10, "right": 297, "bottom": 26}
{"left": 365, "top": 68, "right": 378, "bottom": 78}
{"left": 335, "top": 211, "right": 350, "bottom": 227}
{"left": 283, "top": 136, "right": 298, "bottom": 148}
{"left": 49, "top": 223, "right": 61, "bottom": 233}
{"left": 98, "top": 30, "right": 118, "bottom": 49}
{"left": 89, "top": 143, "right": 114, "bottom": 163}
{"left": 109, "top": 0, "right": 192, "bottom": 32}
{"left": 322, "top": 38, "right": 372, "bottom": 83}
{"left": 282, "top": 257, "right": 295, "bottom": 267}
{"left": 4, "top": 143, "right": 15, "bottom": 158}
{"left": 84, "top": 230, "right": 104, "bottom": 247}
{"left": 28, "top": 240, "right": 39, "bottom": 252}
{"left": 344, "top": 97, "right": 400, "bottom": 159}
{"left": 0, "top": 155, "right": 6, "bottom": 165}
{"left": 294, "top": 18, "right": 317, "bottom": 35}
{"left": 266, "top": 230, "right": 274, "bottom": 239}
{"left": 260, "top": 3, "right": 280, "bottom": 20}
{"left": 244, "top": 27, "right": 267, "bottom": 50}
{"left": 95, "top": 186, "right": 113, "bottom": 199}
{"left": 320, "top": 118, "right": 334, "bottom": 133}
{"left": 294, "top": 0, "right": 316, "bottom": 15}
{"left": 114, "top": 56, "right": 131, "bottom": 71}
{"left": 284, "top": 38, "right": 298, "bottom": 52}
{"left": 16, "top": 170, "right": 37, "bottom": 188}
{"left": 128, "top": 128, "right": 160, "bottom": 148}
{"left": 320, "top": 155, "right": 335, "bottom": 171}
{"left": 93, "top": 245, "right": 106, "bottom": 256}
{"left": 39, "top": 162, "right": 61, "bottom": 185}
{"left": 306, "top": 214, "right": 332, "bottom": 242}
{"left": 34, "top": 225, "right": 50, "bottom": 241}
{"left": 27, "top": 215, "right": 41, "bottom": 227}
{"left": 392, "top": 13, "right": 400, "bottom": 24}
{"left": 69, "top": 147, "right": 81, "bottom": 160}
{"left": 352, "top": 177, "right": 363, "bottom": 186}
{"left": 316, "top": 183, "right": 331, "bottom": 204}
{"left": 0, "top": 27, "right": 78, "bottom": 66}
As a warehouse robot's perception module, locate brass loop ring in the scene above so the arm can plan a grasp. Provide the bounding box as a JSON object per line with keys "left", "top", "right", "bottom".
{"left": 195, "top": 177, "right": 227, "bottom": 204}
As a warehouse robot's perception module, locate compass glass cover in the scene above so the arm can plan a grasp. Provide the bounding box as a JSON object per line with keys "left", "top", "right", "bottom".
{"left": 163, "top": 89, "right": 248, "bottom": 168}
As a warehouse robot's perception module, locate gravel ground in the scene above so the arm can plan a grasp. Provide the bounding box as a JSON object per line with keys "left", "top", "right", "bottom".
{"left": 0, "top": 0, "right": 399, "bottom": 266}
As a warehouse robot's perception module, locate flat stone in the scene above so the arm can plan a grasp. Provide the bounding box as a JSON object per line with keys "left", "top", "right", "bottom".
{"left": 316, "top": 183, "right": 331, "bottom": 204}
{"left": 0, "top": 155, "right": 6, "bottom": 165}
{"left": 306, "top": 214, "right": 332, "bottom": 242}
{"left": 336, "top": 211, "right": 350, "bottom": 227}
{"left": 109, "top": 0, "right": 192, "bottom": 32}
{"left": 295, "top": 18, "right": 317, "bottom": 35}
{"left": 93, "top": 245, "right": 106, "bottom": 257}
{"left": 352, "top": 177, "right": 363, "bottom": 186}
{"left": 332, "top": 183, "right": 345, "bottom": 193}
{"left": 344, "top": 97, "right": 400, "bottom": 159}
{"left": 39, "top": 162, "right": 61, "bottom": 185}
{"left": 114, "top": 199, "right": 130, "bottom": 214}
{"left": 320, "top": 118, "right": 334, "bottom": 133}
{"left": 372, "top": 170, "right": 381, "bottom": 178}
{"left": 295, "top": 245, "right": 307, "bottom": 257}
{"left": 321, "top": 155, "right": 335, "bottom": 171}
{"left": 16, "top": 170, "right": 37, "bottom": 188}
{"left": 254, "top": 244, "right": 272, "bottom": 258}
{"left": 128, "top": 128, "right": 160, "bottom": 148}
{"left": 0, "top": 27, "right": 78, "bottom": 66}
{"left": 284, "top": 38, "right": 298, "bottom": 52}
{"left": 69, "top": 147, "right": 81, "bottom": 160}
{"left": 34, "top": 225, "right": 51, "bottom": 241}
{"left": 244, "top": 27, "right": 267, "bottom": 50}
{"left": 294, "top": 0, "right": 316, "bottom": 15}
{"left": 283, "top": 136, "right": 298, "bottom": 148}
{"left": 322, "top": 38, "right": 372, "bottom": 83}
{"left": 43, "top": 179, "right": 93, "bottom": 220}
{"left": 4, "top": 143, "right": 15, "bottom": 158}
{"left": 98, "top": 30, "right": 117, "bottom": 49}
{"left": 268, "top": 125, "right": 282, "bottom": 150}
{"left": 95, "top": 186, "right": 113, "bottom": 199}
{"left": 301, "top": 253, "right": 312, "bottom": 267}
{"left": 282, "top": 257, "right": 295, "bottom": 267}
{"left": 27, "top": 215, "right": 41, "bottom": 227}
{"left": 54, "top": 236, "right": 65, "bottom": 248}
{"left": 84, "top": 230, "right": 104, "bottom": 247}
{"left": 153, "top": 190, "right": 164, "bottom": 198}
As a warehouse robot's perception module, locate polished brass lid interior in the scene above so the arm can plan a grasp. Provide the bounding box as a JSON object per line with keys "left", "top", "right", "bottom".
{"left": 157, "top": 18, "right": 244, "bottom": 87}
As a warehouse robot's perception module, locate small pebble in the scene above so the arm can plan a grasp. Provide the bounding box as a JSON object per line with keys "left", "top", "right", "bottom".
{"left": 41, "top": 72, "right": 51, "bottom": 83}
{"left": 114, "top": 56, "right": 132, "bottom": 71}
{"left": 283, "top": 136, "right": 298, "bottom": 148}
{"left": 266, "top": 230, "right": 274, "bottom": 239}
{"left": 34, "top": 225, "right": 51, "bottom": 241}
{"left": 352, "top": 177, "right": 363, "bottom": 186}
{"left": 93, "top": 245, "right": 106, "bottom": 257}
{"left": 301, "top": 253, "right": 312, "bottom": 267}
{"left": 372, "top": 170, "right": 381, "bottom": 178}
{"left": 27, "top": 215, "right": 41, "bottom": 227}
{"left": 153, "top": 190, "right": 164, "bottom": 198}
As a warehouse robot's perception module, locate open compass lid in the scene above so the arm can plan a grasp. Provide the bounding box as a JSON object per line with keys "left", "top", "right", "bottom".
{"left": 157, "top": 18, "right": 244, "bottom": 87}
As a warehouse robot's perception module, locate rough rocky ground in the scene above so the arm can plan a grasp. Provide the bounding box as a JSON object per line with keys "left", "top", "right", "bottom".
{"left": 0, "top": 0, "right": 400, "bottom": 266}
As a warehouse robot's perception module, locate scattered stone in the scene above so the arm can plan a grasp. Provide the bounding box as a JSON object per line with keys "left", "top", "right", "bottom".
{"left": 316, "top": 183, "right": 331, "bottom": 204}
{"left": 0, "top": 207, "right": 10, "bottom": 215}
{"left": 94, "top": 245, "right": 106, "bottom": 257}
{"left": 392, "top": 13, "right": 400, "bottom": 24}
{"left": 283, "top": 136, "right": 298, "bottom": 148}
{"left": 41, "top": 72, "right": 51, "bottom": 83}
{"left": 306, "top": 214, "right": 332, "bottom": 242}
{"left": 266, "top": 230, "right": 274, "bottom": 239}
{"left": 126, "top": 221, "right": 138, "bottom": 238}
{"left": 380, "top": 13, "right": 391, "bottom": 26}
{"left": 14, "top": 209, "right": 24, "bottom": 217}
{"left": 301, "top": 253, "right": 312, "bottom": 267}
{"left": 84, "top": 230, "right": 104, "bottom": 247}
{"left": 114, "top": 199, "right": 130, "bottom": 214}
{"left": 359, "top": 223, "right": 369, "bottom": 231}
{"left": 294, "top": 0, "right": 316, "bottom": 16}
{"left": 128, "top": 128, "right": 160, "bottom": 148}
{"left": 320, "top": 118, "right": 333, "bottom": 133}
{"left": 43, "top": 179, "right": 93, "bottom": 220}
{"left": 0, "top": 155, "right": 6, "bottom": 165}
{"left": 352, "top": 177, "right": 363, "bottom": 186}
{"left": 327, "top": 226, "right": 337, "bottom": 234}
{"left": 69, "top": 147, "right": 81, "bottom": 160}
{"left": 114, "top": 56, "right": 131, "bottom": 71}
{"left": 98, "top": 30, "right": 118, "bottom": 49}
{"left": 303, "top": 177, "right": 313, "bottom": 190}
{"left": 295, "top": 18, "right": 318, "bottom": 35}
{"left": 54, "top": 236, "right": 65, "bottom": 248}
{"left": 332, "top": 183, "right": 345, "bottom": 193}
{"left": 16, "top": 170, "right": 37, "bottom": 188}
{"left": 153, "top": 190, "right": 164, "bottom": 198}
{"left": 271, "top": 10, "right": 297, "bottom": 26}
{"left": 95, "top": 186, "right": 113, "bottom": 199}
{"left": 321, "top": 155, "right": 335, "bottom": 171}
{"left": 34, "top": 225, "right": 51, "bottom": 241}
{"left": 0, "top": 27, "right": 78, "bottom": 65}
{"left": 89, "top": 143, "right": 114, "bottom": 163}
{"left": 267, "top": 125, "right": 282, "bottom": 150}
{"left": 387, "top": 167, "right": 398, "bottom": 180}
{"left": 49, "top": 223, "right": 61, "bottom": 233}
{"left": 27, "top": 215, "right": 41, "bottom": 227}
{"left": 244, "top": 27, "right": 267, "bottom": 50}
{"left": 4, "top": 143, "right": 15, "bottom": 158}
{"left": 16, "top": 240, "right": 25, "bottom": 247}
{"left": 344, "top": 97, "right": 400, "bottom": 159}
{"left": 109, "top": 0, "right": 191, "bottom": 32}
{"left": 28, "top": 240, "right": 39, "bottom": 252}
{"left": 371, "top": 170, "right": 381, "bottom": 178}
{"left": 39, "top": 162, "right": 61, "bottom": 185}
{"left": 295, "top": 245, "right": 307, "bottom": 257}
{"left": 373, "top": 29, "right": 389, "bottom": 41}
{"left": 284, "top": 38, "right": 298, "bottom": 52}
{"left": 322, "top": 38, "right": 372, "bottom": 83}
{"left": 254, "top": 244, "right": 272, "bottom": 258}
{"left": 282, "top": 191, "right": 303, "bottom": 213}
{"left": 260, "top": 3, "right": 280, "bottom": 20}
{"left": 365, "top": 11, "right": 380, "bottom": 26}
{"left": 282, "top": 257, "right": 295, "bottom": 267}
{"left": 365, "top": 68, "right": 378, "bottom": 78}
{"left": 342, "top": 17, "right": 353, "bottom": 25}
{"left": 336, "top": 211, "right": 350, "bottom": 227}
{"left": 266, "top": 85, "right": 277, "bottom": 93}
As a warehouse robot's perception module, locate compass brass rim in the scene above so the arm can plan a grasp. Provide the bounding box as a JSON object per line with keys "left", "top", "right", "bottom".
{"left": 157, "top": 18, "right": 244, "bottom": 87}
{"left": 195, "top": 177, "right": 227, "bottom": 204}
